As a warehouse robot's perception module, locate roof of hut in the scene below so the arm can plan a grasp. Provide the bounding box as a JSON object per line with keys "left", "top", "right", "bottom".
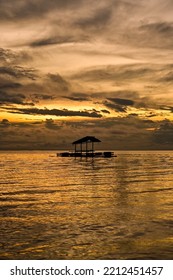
{"left": 72, "top": 136, "right": 101, "bottom": 145}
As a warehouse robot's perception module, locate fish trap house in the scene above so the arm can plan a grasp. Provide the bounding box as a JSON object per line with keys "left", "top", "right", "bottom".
{"left": 58, "top": 136, "right": 115, "bottom": 158}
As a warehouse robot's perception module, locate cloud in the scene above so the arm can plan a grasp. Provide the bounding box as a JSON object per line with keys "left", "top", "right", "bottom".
{"left": 0, "top": 1, "right": 173, "bottom": 150}
{"left": 159, "top": 71, "right": 173, "bottom": 83}
{"left": 0, "top": 91, "right": 34, "bottom": 106}
{"left": 137, "top": 21, "right": 173, "bottom": 49}
{"left": 0, "top": 0, "right": 85, "bottom": 22}
{"left": 0, "top": 114, "right": 172, "bottom": 150}
{"left": 101, "top": 109, "right": 110, "bottom": 114}
{"left": 159, "top": 105, "right": 173, "bottom": 112}
{"left": 8, "top": 107, "right": 103, "bottom": 118}
{"left": 104, "top": 101, "right": 127, "bottom": 112}
{"left": 153, "top": 119, "right": 173, "bottom": 145}
{"left": 45, "top": 119, "right": 62, "bottom": 130}
{"left": 48, "top": 73, "right": 70, "bottom": 92}
{"left": 70, "top": 64, "right": 155, "bottom": 82}
{"left": 0, "top": 66, "right": 37, "bottom": 80}
{"left": 0, "top": 118, "right": 11, "bottom": 127}
{"left": 0, "top": 48, "right": 31, "bottom": 64}
{"left": 62, "top": 92, "right": 90, "bottom": 102}
{"left": 32, "top": 93, "right": 55, "bottom": 101}
{"left": 103, "top": 97, "right": 135, "bottom": 113}
{"left": 30, "top": 35, "right": 80, "bottom": 47}
{"left": 75, "top": 7, "right": 112, "bottom": 30}
{"left": 107, "top": 97, "right": 134, "bottom": 106}
{"left": 0, "top": 81, "right": 22, "bottom": 89}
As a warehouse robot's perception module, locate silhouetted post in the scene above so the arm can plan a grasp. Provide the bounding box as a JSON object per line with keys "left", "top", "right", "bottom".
{"left": 86, "top": 141, "right": 88, "bottom": 156}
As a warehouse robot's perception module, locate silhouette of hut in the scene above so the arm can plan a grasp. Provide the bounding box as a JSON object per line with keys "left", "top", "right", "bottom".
{"left": 72, "top": 136, "right": 101, "bottom": 156}
{"left": 57, "top": 136, "right": 115, "bottom": 157}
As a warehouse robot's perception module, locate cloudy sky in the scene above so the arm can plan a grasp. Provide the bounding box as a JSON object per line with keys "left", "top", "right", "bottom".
{"left": 0, "top": 0, "right": 173, "bottom": 150}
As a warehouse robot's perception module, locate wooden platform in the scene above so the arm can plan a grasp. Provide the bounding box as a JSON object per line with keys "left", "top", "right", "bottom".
{"left": 57, "top": 151, "right": 116, "bottom": 158}
{"left": 57, "top": 136, "right": 117, "bottom": 158}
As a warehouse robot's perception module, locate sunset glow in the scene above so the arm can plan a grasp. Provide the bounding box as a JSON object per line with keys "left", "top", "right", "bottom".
{"left": 0, "top": 0, "right": 173, "bottom": 149}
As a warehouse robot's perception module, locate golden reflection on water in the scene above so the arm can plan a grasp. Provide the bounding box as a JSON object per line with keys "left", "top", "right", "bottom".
{"left": 0, "top": 151, "right": 173, "bottom": 259}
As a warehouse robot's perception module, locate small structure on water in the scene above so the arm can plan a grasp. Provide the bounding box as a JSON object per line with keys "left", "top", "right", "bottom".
{"left": 57, "top": 136, "right": 116, "bottom": 158}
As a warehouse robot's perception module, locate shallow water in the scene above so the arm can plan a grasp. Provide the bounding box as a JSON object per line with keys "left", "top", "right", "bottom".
{"left": 0, "top": 150, "right": 173, "bottom": 259}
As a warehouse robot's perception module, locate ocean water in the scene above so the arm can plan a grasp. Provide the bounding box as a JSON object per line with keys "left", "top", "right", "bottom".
{"left": 0, "top": 150, "right": 173, "bottom": 260}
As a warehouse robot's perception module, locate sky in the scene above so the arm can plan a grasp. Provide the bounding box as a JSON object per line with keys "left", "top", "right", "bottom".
{"left": 0, "top": 0, "right": 173, "bottom": 150}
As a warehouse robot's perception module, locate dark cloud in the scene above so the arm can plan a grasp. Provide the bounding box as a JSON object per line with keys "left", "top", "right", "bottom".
{"left": 140, "top": 22, "right": 173, "bottom": 35}
{"left": 146, "top": 112, "right": 158, "bottom": 118}
{"left": 9, "top": 107, "right": 102, "bottom": 118}
{"left": 71, "top": 64, "right": 154, "bottom": 82}
{"left": 48, "top": 73, "right": 70, "bottom": 92}
{"left": 104, "top": 101, "right": 127, "bottom": 112}
{"left": 139, "top": 22, "right": 173, "bottom": 48}
{"left": 103, "top": 95, "right": 135, "bottom": 113}
{"left": 107, "top": 97, "right": 134, "bottom": 106}
{"left": 101, "top": 109, "right": 110, "bottom": 114}
{"left": 0, "top": 91, "right": 34, "bottom": 106}
{"left": 1, "top": 114, "right": 171, "bottom": 150}
{"left": 153, "top": 120, "right": 173, "bottom": 145}
{"left": 159, "top": 71, "right": 173, "bottom": 83}
{"left": 32, "top": 94, "right": 55, "bottom": 101}
{"left": 0, "top": 118, "right": 11, "bottom": 127}
{"left": 0, "top": 48, "right": 19, "bottom": 64}
{"left": 0, "top": 0, "right": 85, "bottom": 22}
{"left": 0, "top": 82, "right": 22, "bottom": 89}
{"left": 125, "top": 21, "right": 173, "bottom": 50}
{"left": 30, "top": 36, "right": 79, "bottom": 47}
{"left": 0, "top": 48, "right": 31, "bottom": 64}
{"left": 0, "top": 66, "right": 37, "bottom": 80}
{"left": 45, "top": 119, "right": 62, "bottom": 130}
{"left": 159, "top": 106, "right": 173, "bottom": 111}
{"left": 62, "top": 92, "right": 90, "bottom": 102}
{"left": 75, "top": 7, "right": 112, "bottom": 30}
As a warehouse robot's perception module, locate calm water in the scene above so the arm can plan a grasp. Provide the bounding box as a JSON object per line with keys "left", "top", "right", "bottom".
{"left": 0, "top": 151, "right": 173, "bottom": 260}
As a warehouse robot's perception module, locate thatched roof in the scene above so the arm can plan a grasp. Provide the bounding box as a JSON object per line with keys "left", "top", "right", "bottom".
{"left": 72, "top": 136, "right": 101, "bottom": 144}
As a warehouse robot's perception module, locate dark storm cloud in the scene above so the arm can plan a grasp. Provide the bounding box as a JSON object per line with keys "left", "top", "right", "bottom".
{"left": 48, "top": 73, "right": 70, "bottom": 92}
{"left": 104, "top": 101, "right": 127, "bottom": 113}
{"left": 0, "top": 0, "right": 85, "bottom": 21}
{"left": 0, "top": 91, "right": 34, "bottom": 106}
{"left": 95, "top": 89, "right": 150, "bottom": 109}
{"left": 32, "top": 93, "right": 55, "bottom": 101}
{"left": 9, "top": 107, "right": 102, "bottom": 118}
{"left": 0, "top": 118, "right": 11, "bottom": 127}
{"left": 66, "top": 114, "right": 156, "bottom": 135}
{"left": 0, "top": 82, "right": 22, "bottom": 89}
{"left": 107, "top": 98, "right": 134, "bottom": 106}
{"left": 0, "top": 66, "right": 37, "bottom": 80}
{"left": 30, "top": 36, "right": 79, "bottom": 47}
{"left": 45, "top": 119, "right": 61, "bottom": 130}
{"left": 101, "top": 109, "right": 110, "bottom": 114}
{"left": 62, "top": 92, "right": 90, "bottom": 102}
{"left": 103, "top": 97, "right": 135, "bottom": 113}
{"left": 153, "top": 120, "right": 173, "bottom": 145}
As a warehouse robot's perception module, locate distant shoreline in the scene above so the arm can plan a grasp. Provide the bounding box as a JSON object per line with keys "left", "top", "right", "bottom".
{"left": 0, "top": 149, "right": 173, "bottom": 152}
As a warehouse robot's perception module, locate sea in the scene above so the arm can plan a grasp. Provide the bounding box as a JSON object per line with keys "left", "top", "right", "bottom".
{"left": 0, "top": 150, "right": 173, "bottom": 260}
